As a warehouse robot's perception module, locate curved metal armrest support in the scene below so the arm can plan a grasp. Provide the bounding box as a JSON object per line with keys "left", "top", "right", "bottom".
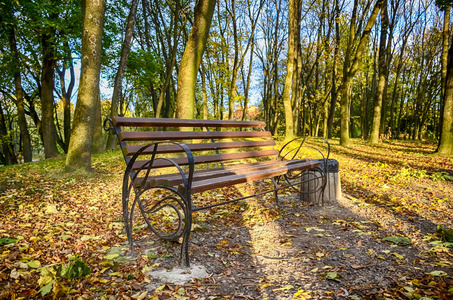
{"left": 123, "top": 141, "right": 195, "bottom": 197}
{"left": 278, "top": 137, "right": 331, "bottom": 174}
{"left": 103, "top": 118, "right": 115, "bottom": 133}
{"left": 278, "top": 137, "right": 307, "bottom": 161}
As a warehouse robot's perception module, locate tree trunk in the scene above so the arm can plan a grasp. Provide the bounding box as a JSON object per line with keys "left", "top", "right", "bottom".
{"left": 106, "top": 0, "right": 139, "bottom": 150}
{"left": 41, "top": 34, "right": 60, "bottom": 158}
{"left": 438, "top": 33, "right": 453, "bottom": 155}
{"left": 370, "top": 0, "right": 388, "bottom": 144}
{"left": 438, "top": 6, "right": 451, "bottom": 150}
{"left": 8, "top": 26, "right": 33, "bottom": 162}
{"left": 0, "top": 101, "right": 18, "bottom": 165}
{"left": 175, "top": 0, "right": 216, "bottom": 121}
{"left": 327, "top": 0, "right": 340, "bottom": 138}
{"left": 282, "top": 0, "right": 300, "bottom": 140}
{"left": 65, "top": 0, "right": 106, "bottom": 172}
{"left": 201, "top": 63, "right": 209, "bottom": 119}
{"left": 92, "top": 87, "right": 105, "bottom": 154}
{"left": 339, "top": 0, "right": 383, "bottom": 147}
{"left": 56, "top": 43, "right": 76, "bottom": 153}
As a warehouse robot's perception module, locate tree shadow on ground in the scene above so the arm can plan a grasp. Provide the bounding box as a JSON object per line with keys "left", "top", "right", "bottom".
{"left": 132, "top": 178, "right": 452, "bottom": 299}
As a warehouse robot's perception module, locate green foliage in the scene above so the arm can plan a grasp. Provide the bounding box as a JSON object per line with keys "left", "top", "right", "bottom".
{"left": 436, "top": 225, "right": 453, "bottom": 242}
{"left": 430, "top": 172, "right": 453, "bottom": 181}
{"left": 382, "top": 236, "right": 412, "bottom": 246}
{"left": 38, "top": 257, "right": 91, "bottom": 297}
{"left": 0, "top": 237, "right": 17, "bottom": 245}
{"left": 393, "top": 167, "right": 428, "bottom": 180}
{"left": 436, "top": 0, "right": 453, "bottom": 10}
{"left": 126, "top": 49, "right": 163, "bottom": 88}
{"left": 55, "top": 257, "right": 91, "bottom": 279}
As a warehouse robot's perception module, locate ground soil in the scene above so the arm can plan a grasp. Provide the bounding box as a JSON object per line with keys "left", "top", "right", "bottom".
{"left": 131, "top": 186, "right": 453, "bottom": 300}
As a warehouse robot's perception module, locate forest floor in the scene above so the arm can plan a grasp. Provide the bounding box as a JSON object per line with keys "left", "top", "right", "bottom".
{"left": 0, "top": 139, "right": 452, "bottom": 299}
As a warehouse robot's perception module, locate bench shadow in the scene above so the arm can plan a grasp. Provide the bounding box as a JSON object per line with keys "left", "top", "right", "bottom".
{"left": 133, "top": 175, "right": 452, "bottom": 299}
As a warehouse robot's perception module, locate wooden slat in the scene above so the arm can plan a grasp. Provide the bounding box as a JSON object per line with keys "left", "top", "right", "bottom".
{"left": 133, "top": 159, "right": 308, "bottom": 187}
{"left": 183, "top": 160, "right": 321, "bottom": 194}
{"left": 131, "top": 149, "right": 279, "bottom": 171}
{"left": 119, "top": 130, "right": 271, "bottom": 142}
{"left": 113, "top": 116, "right": 266, "bottom": 128}
{"left": 124, "top": 140, "right": 276, "bottom": 156}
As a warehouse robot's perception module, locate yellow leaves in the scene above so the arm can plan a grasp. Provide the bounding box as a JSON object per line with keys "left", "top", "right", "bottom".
{"left": 216, "top": 238, "right": 229, "bottom": 249}
{"left": 260, "top": 283, "right": 272, "bottom": 289}
{"left": 27, "top": 260, "right": 41, "bottom": 268}
{"left": 45, "top": 205, "right": 59, "bottom": 214}
{"left": 272, "top": 285, "right": 294, "bottom": 292}
{"left": 293, "top": 289, "right": 311, "bottom": 299}
{"left": 305, "top": 227, "right": 325, "bottom": 232}
{"left": 108, "top": 222, "right": 124, "bottom": 230}
{"left": 391, "top": 252, "right": 404, "bottom": 259}
{"left": 427, "top": 270, "right": 448, "bottom": 277}
{"left": 104, "top": 253, "right": 120, "bottom": 260}
{"left": 155, "top": 285, "right": 166, "bottom": 291}
{"left": 131, "top": 291, "right": 148, "bottom": 300}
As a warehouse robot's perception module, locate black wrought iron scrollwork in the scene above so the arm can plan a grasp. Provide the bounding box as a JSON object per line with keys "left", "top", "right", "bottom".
{"left": 278, "top": 137, "right": 330, "bottom": 205}
{"left": 137, "top": 186, "right": 186, "bottom": 241}
{"left": 120, "top": 141, "right": 195, "bottom": 267}
{"left": 103, "top": 118, "right": 115, "bottom": 133}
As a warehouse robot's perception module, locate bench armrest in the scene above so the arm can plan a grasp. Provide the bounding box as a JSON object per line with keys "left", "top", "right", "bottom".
{"left": 279, "top": 137, "right": 330, "bottom": 172}
{"left": 123, "top": 141, "right": 195, "bottom": 199}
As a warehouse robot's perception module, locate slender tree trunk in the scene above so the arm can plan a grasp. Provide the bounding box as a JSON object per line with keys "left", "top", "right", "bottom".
{"left": 340, "top": 0, "right": 383, "bottom": 147}
{"left": 438, "top": 33, "right": 453, "bottom": 155}
{"left": 282, "top": 0, "right": 300, "bottom": 140}
{"left": 41, "top": 34, "right": 60, "bottom": 158}
{"left": 106, "top": 0, "right": 139, "bottom": 150}
{"left": 370, "top": 0, "right": 388, "bottom": 144}
{"left": 56, "top": 44, "right": 75, "bottom": 153}
{"left": 241, "top": 37, "right": 255, "bottom": 121}
{"left": 175, "top": 0, "right": 216, "bottom": 121}
{"left": 92, "top": 87, "right": 104, "bottom": 154}
{"left": 0, "top": 101, "right": 17, "bottom": 165}
{"left": 65, "top": 0, "right": 106, "bottom": 172}
{"left": 327, "top": 0, "right": 340, "bottom": 138}
{"left": 8, "top": 26, "right": 32, "bottom": 162}
{"left": 201, "top": 63, "right": 209, "bottom": 119}
{"left": 438, "top": 6, "right": 451, "bottom": 150}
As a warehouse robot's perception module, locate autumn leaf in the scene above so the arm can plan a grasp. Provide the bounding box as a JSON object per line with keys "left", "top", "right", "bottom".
{"left": 326, "top": 272, "right": 340, "bottom": 281}
{"left": 382, "top": 236, "right": 412, "bottom": 246}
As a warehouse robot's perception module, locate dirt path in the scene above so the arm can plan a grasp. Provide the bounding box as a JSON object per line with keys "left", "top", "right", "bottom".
{"left": 139, "top": 191, "right": 452, "bottom": 299}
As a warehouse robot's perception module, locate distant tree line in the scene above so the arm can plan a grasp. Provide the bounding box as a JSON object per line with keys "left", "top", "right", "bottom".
{"left": 0, "top": 0, "right": 451, "bottom": 170}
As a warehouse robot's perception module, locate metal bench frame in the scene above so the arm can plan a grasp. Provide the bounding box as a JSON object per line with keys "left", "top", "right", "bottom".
{"left": 104, "top": 117, "right": 330, "bottom": 267}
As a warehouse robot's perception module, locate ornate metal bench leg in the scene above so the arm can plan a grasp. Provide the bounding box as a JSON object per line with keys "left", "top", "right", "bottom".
{"left": 123, "top": 191, "right": 132, "bottom": 250}
{"left": 180, "top": 195, "right": 192, "bottom": 268}
{"left": 271, "top": 177, "right": 279, "bottom": 206}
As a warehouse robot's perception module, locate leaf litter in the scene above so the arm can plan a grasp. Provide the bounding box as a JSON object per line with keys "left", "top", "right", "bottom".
{"left": 0, "top": 140, "right": 452, "bottom": 299}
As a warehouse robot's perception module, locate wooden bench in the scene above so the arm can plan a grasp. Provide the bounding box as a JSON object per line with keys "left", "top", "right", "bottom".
{"left": 104, "top": 117, "right": 329, "bottom": 267}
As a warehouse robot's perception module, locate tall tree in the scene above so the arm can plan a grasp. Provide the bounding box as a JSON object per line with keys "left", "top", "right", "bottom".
{"left": 438, "top": 1, "right": 451, "bottom": 148}
{"left": 65, "top": 0, "right": 106, "bottom": 172}
{"left": 339, "top": 0, "right": 383, "bottom": 147}
{"left": 3, "top": 6, "right": 33, "bottom": 162}
{"left": 39, "top": 1, "right": 60, "bottom": 158}
{"left": 282, "top": 0, "right": 301, "bottom": 139}
{"left": 438, "top": 1, "right": 453, "bottom": 155}
{"left": 175, "top": 0, "right": 216, "bottom": 120}
{"left": 369, "top": 0, "right": 388, "bottom": 144}
{"left": 106, "top": 0, "right": 139, "bottom": 150}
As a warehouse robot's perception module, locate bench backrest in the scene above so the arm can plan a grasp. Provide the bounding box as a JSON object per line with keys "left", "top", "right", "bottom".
{"left": 107, "top": 117, "right": 279, "bottom": 172}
